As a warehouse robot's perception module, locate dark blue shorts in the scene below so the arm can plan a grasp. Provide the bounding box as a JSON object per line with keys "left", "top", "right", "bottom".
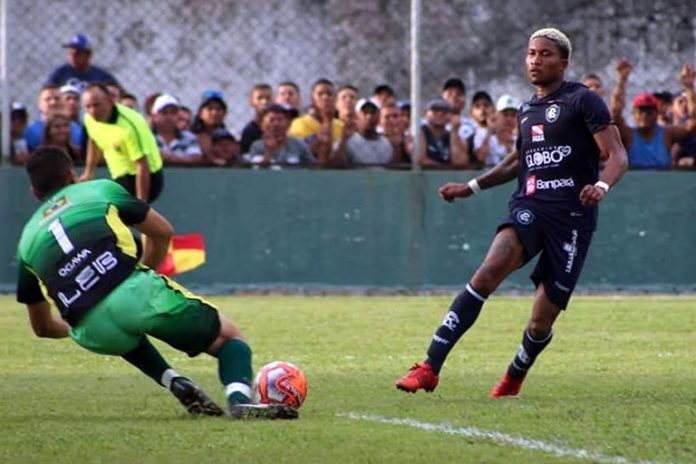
{"left": 497, "top": 205, "right": 593, "bottom": 309}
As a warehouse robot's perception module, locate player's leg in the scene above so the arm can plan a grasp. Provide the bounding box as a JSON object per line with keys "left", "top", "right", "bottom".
{"left": 204, "top": 317, "right": 253, "bottom": 407}
{"left": 396, "top": 227, "right": 527, "bottom": 393}
{"left": 122, "top": 336, "right": 224, "bottom": 415}
{"left": 490, "top": 282, "right": 560, "bottom": 398}
{"left": 141, "top": 271, "right": 297, "bottom": 420}
{"left": 491, "top": 226, "right": 592, "bottom": 398}
{"left": 69, "top": 277, "right": 224, "bottom": 416}
{"left": 204, "top": 316, "right": 299, "bottom": 420}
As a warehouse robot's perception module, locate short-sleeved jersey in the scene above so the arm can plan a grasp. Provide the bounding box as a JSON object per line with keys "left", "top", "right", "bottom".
{"left": 16, "top": 180, "right": 149, "bottom": 326}
{"left": 45, "top": 64, "right": 118, "bottom": 92}
{"left": 513, "top": 81, "right": 611, "bottom": 230}
{"left": 84, "top": 104, "right": 163, "bottom": 178}
{"left": 288, "top": 114, "right": 344, "bottom": 145}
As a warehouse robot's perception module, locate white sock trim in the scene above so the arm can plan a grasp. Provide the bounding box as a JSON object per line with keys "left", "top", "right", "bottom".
{"left": 525, "top": 329, "right": 554, "bottom": 344}
{"left": 466, "top": 283, "right": 486, "bottom": 302}
{"left": 225, "top": 382, "right": 252, "bottom": 399}
{"left": 161, "top": 369, "right": 180, "bottom": 389}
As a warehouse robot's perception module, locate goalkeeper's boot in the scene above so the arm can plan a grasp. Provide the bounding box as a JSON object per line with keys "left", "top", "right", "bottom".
{"left": 395, "top": 363, "right": 439, "bottom": 393}
{"left": 170, "top": 377, "right": 225, "bottom": 416}
{"left": 489, "top": 372, "right": 526, "bottom": 398}
{"left": 228, "top": 403, "right": 299, "bottom": 420}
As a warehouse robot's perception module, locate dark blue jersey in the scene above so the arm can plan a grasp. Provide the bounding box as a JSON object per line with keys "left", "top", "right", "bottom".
{"left": 512, "top": 81, "right": 611, "bottom": 230}
{"left": 46, "top": 64, "right": 118, "bottom": 91}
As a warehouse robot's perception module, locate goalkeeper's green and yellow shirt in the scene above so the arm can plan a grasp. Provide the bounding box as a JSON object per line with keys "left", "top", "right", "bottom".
{"left": 16, "top": 180, "right": 150, "bottom": 326}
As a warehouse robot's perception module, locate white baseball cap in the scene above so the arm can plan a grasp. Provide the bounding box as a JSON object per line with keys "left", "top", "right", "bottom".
{"left": 355, "top": 98, "right": 380, "bottom": 112}
{"left": 152, "top": 94, "right": 180, "bottom": 114}
{"left": 59, "top": 84, "right": 81, "bottom": 96}
{"left": 496, "top": 94, "right": 521, "bottom": 112}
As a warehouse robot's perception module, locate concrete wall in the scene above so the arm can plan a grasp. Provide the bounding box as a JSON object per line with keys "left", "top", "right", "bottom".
{"left": 2, "top": 168, "right": 695, "bottom": 293}
{"left": 6, "top": 0, "right": 696, "bottom": 134}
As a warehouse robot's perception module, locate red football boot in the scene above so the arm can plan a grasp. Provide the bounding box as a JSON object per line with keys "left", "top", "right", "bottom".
{"left": 489, "top": 372, "right": 526, "bottom": 398}
{"left": 395, "top": 363, "right": 439, "bottom": 393}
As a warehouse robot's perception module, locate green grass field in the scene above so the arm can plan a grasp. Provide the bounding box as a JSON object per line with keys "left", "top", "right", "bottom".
{"left": 1, "top": 294, "right": 694, "bottom": 463}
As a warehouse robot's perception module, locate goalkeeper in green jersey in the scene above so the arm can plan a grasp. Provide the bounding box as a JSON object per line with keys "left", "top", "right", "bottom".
{"left": 15, "top": 146, "right": 297, "bottom": 420}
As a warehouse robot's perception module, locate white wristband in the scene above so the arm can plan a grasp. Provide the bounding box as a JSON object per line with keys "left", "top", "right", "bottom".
{"left": 594, "top": 181, "right": 610, "bottom": 193}
{"left": 467, "top": 179, "right": 482, "bottom": 195}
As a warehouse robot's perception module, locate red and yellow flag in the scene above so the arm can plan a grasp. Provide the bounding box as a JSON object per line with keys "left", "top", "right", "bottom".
{"left": 156, "top": 233, "right": 206, "bottom": 277}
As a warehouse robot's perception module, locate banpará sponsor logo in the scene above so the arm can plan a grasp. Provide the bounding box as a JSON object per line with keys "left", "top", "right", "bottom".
{"left": 525, "top": 176, "right": 575, "bottom": 195}
{"left": 525, "top": 145, "right": 572, "bottom": 168}
{"left": 536, "top": 177, "right": 575, "bottom": 190}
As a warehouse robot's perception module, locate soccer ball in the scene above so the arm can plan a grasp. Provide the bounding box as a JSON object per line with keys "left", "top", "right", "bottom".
{"left": 253, "top": 361, "right": 307, "bottom": 409}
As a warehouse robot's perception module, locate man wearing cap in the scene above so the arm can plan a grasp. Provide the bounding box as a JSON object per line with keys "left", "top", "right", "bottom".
{"left": 418, "top": 97, "right": 468, "bottom": 168}
{"left": 466, "top": 91, "right": 494, "bottom": 167}
{"left": 611, "top": 58, "right": 696, "bottom": 169}
{"left": 442, "top": 78, "right": 477, "bottom": 141}
{"left": 475, "top": 94, "right": 521, "bottom": 167}
{"left": 46, "top": 33, "right": 119, "bottom": 92}
{"left": 80, "top": 84, "right": 163, "bottom": 203}
{"left": 23, "top": 84, "right": 83, "bottom": 153}
{"left": 151, "top": 94, "right": 204, "bottom": 165}
{"left": 60, "top": 84, "right": 82, "bottom": 123}
{"left": 397, "top": 28, "right": 628, "bottom": 399}
{"left": 209, "top": 129, "right": 241, "bottom": 166}
{"left": 653, "top": 91, "right": 673, "bottom": 126}
{"left": 333, "top": 98, "right": 394, "bottom": 166}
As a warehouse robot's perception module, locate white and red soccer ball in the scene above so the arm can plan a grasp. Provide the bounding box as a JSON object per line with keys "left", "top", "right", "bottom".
{"left": 253, "top": 361, "right": 307, "bottom": 409}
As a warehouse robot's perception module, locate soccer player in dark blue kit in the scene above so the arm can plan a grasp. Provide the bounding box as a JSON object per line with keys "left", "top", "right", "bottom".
{"left": 396, "top": 28, "right": 628, "bottom": 397}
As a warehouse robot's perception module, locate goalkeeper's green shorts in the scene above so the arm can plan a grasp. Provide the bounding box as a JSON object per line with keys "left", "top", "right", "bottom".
{"left": 70, "top": 266, "right": 220, "bottom": 357}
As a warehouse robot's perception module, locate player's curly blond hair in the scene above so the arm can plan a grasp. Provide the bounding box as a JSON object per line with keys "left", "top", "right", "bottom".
{"left": 529, "top": 28, "right": 572, "bottom": 60}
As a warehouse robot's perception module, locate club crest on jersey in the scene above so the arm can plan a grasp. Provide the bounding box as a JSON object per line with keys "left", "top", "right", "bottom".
{"left": 516, "top": 209, "right": 535, "bottom": 225}
{"left": 42, "top": 195, "right": 69, "bottom": 218}
{"left": 545, "top": 104, "right": 560, "bottom": 123}
{"left": 531, "top": 124, "right": 545, "bottom": 142}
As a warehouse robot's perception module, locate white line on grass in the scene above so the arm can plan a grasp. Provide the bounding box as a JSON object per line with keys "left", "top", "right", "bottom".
{"left": 337, "top": 412, "right": 673, "bottom": 464}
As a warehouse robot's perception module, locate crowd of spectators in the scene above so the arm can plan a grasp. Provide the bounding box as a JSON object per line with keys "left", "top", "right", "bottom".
{"left": 5, "top": 33, "right": 696, "bottom": 170}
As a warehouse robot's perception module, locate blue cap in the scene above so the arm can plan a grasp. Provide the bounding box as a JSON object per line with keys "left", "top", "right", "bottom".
{"left": 200, "top": 90, "right": 227, "bottom": 110}
{"left": 63, "top": 33, "right": 91, "bottom": 51}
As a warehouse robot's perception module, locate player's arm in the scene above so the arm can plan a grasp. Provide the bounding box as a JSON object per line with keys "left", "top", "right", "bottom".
{"left": 438, "top": 149, "right": 519, "bottom": 202}
{"left": 27, "top": 301, "right": 70, "bottom": 338}
{"left": 79, "top": 139, "right": 102, "bottom": 182}
{"left": 134, "top": 157, "right": 151, "bottom": 202}
{"left": 17, "top": 262, "right": 70, "bottom": 339}
{"left": 579, "top": 124, "right": 628, "bottom": 206}
{"left": 133, "top": 208, "right": 173, "bottom": 269}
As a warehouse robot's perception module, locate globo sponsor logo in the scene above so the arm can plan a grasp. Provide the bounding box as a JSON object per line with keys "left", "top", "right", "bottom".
{"left": 525, "top": 145, "right": 572, "bottom": 167}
